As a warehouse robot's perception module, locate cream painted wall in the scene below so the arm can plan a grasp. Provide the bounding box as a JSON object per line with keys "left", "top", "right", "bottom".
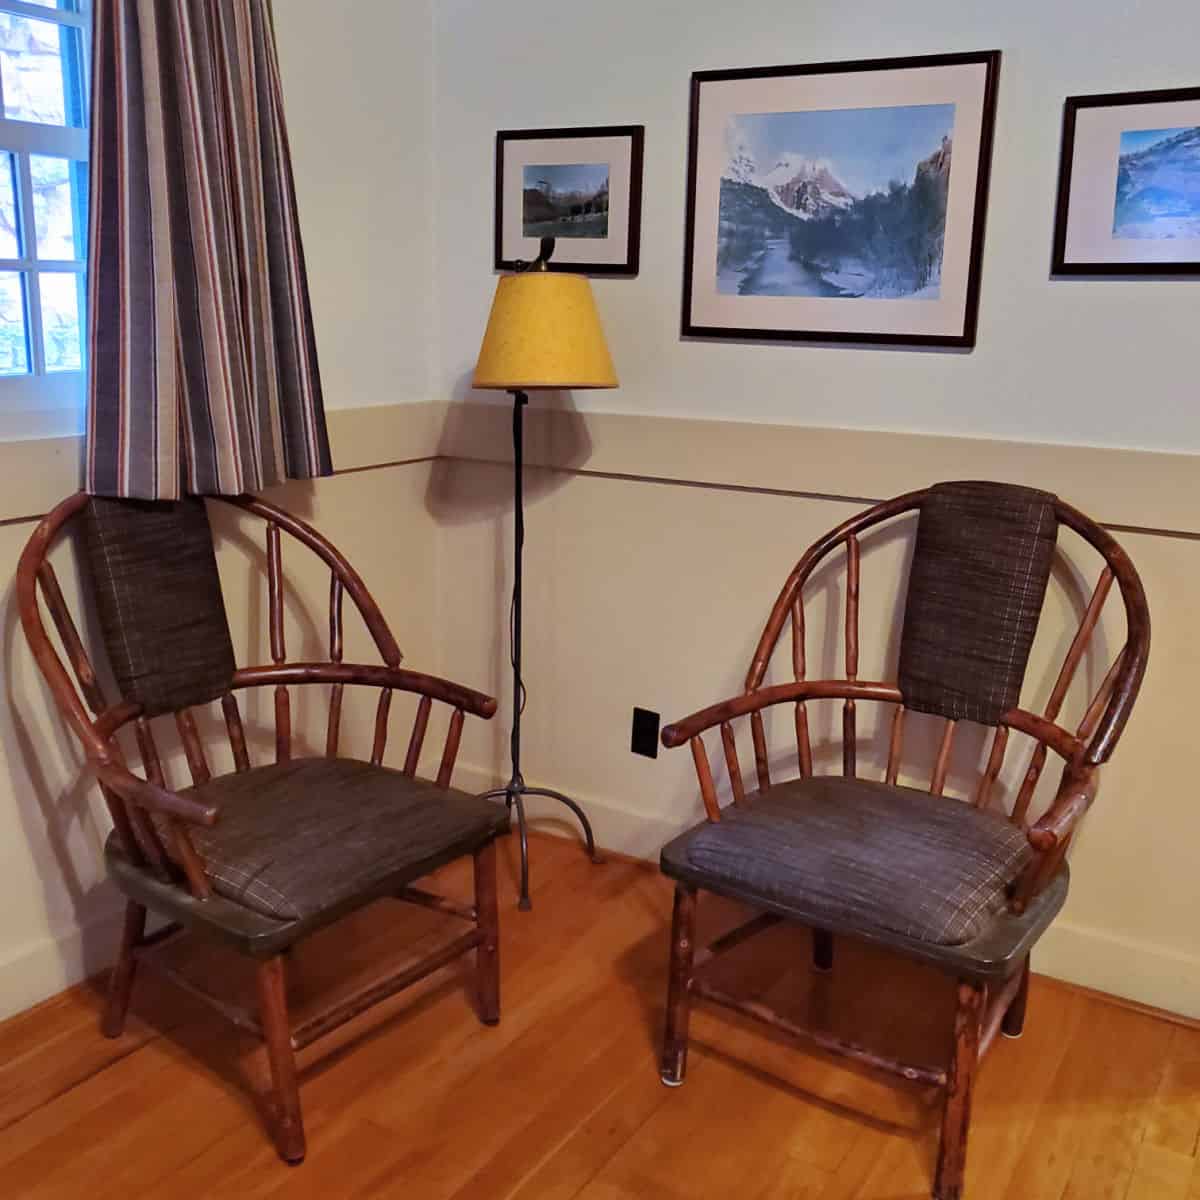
{"left": 274, "top": 0, "right": 436, "bottom": 409}
{"left": 433, "top": 0, "right": 1200, "bottom": 452}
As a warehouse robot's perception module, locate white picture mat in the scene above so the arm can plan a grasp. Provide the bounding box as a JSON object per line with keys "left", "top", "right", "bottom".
{"left": 1063, "top": 98, "right": 1200, "bottom": 265}
{"left": 501, "top": 135, "right": 633, "bottom": 267}
{"left": 688, "top": 62, "right": 989, "bottom": 338}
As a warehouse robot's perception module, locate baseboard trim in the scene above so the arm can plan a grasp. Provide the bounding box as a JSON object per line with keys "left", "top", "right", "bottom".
{"left": 0, "top": 907, "right": 125, "bottom": 1024}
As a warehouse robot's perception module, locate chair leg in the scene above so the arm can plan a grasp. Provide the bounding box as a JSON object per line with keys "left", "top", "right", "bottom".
{"left": 660, "top": 884, "right": 696, "bottom": 1088}
{"left": 102, "top": 901, "right": 146, "bottom": 1038}
{"left": 474, "top": 839, "right": 501, "bottom": 1026}
{"left": 1001, "top": 956, "right": 1031, "bottom": 1039}
{"left": 812, "top": 928, "right": 834, "bottom": 972}
{"left": 256, "top": 955, "right": 306, "bottom": 1165}
{"left": 934, "top": 980, "right": 985, "bottom": 1200}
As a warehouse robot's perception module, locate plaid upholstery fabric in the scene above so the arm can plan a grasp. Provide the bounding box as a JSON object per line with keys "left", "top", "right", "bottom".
{"left": 179, "top": 758, "right": 508, "bottom": 921}
{"left": 80, "top": 497, "right": 236, "bottom": 717}
{"left": 898, "top": 481, "right": 1058, "bottom": 725}
{"left": 684, "top": 777, "right": 1033, "bottom": 946}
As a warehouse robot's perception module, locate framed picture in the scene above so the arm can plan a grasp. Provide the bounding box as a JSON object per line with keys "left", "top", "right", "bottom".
{"left": 682, "top": 51, "right": 1001, "bottom": 348}
{"left": 494, "top": 125, "right": 644, "bottom": 275}
{"left": 1052, "top": 86, "right": 1200, "bottom": 275}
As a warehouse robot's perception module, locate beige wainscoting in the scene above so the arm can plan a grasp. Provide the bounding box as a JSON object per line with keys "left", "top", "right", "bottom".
{"left": 430, "top": 401, "right": 1200, "bottom": 1020}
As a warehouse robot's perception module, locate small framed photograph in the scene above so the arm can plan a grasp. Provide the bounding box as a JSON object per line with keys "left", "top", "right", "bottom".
{"left": 682, "top": 51, "right": 1001, "bottom": 348}
{"left": 494, "top": 125, "right": 644, "bottom": 275}
{"left": 1053, "top": 87, "right": 1200, "bottom": 275}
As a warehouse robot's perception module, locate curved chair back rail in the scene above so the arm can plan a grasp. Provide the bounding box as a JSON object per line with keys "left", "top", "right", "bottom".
{"left": 16, "top": 491, "right": 497, "bottom": 899}
{"left": 661, "top": 486, "right": 1150, "bottom": 910}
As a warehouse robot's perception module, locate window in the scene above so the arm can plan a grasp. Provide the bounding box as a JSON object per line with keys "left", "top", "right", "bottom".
{"left": 0, "top": 0, "right": 89, "bottom": 439}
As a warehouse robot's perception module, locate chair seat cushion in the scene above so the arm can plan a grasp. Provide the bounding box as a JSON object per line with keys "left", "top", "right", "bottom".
{"left": 673, "top": 776, "right": 1033, "bottom": 947}
{"left": 174, "top": 757, "right": 507, "bottom": 922}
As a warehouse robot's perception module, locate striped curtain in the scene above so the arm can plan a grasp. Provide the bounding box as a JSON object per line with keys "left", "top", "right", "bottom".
{"left": 86, "top": 0, "right": 332, "bottom": 500}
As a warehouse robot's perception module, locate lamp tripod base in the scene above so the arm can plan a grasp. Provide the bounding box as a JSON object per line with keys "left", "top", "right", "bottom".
{"left": 481, "top": 776, "right": 601, "bottom": 911}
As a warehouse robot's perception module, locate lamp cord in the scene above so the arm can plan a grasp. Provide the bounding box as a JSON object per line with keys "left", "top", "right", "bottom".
{"left": 509, "top": 527, "right": 526, "bottom": 716}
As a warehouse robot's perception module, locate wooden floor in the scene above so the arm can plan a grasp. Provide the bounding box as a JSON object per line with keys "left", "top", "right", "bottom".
{"left": 1, "top": 832, "right": 1198, "bottom": 1199}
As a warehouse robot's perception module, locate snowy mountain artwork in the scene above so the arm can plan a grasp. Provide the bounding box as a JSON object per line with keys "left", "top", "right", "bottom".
{"left": 683, "top": 52, "right": 1000, "bottom": 345}
{"left": 1112, "top": 126, "right": 1200, "bottom": 240}
{"left": 717, "top": 104, "right": 956, "bottom": 299}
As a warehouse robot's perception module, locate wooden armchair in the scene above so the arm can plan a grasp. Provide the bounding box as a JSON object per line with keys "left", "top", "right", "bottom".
{"left": 16, "top": 492, "right": 504, "bottom": 1164}
{"left": 655, "top": 481, "right": 1149, "bottom": 1200}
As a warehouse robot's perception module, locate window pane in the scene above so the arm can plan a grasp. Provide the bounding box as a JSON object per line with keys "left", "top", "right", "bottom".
{"left": 23, "top": 3, "right": 81, "bottom": 11}
{"left": 31, "top": 154, "right": 85, "bottom": 259}
{"left": 39, "top": 271, "right": 80, "bottom": 371}
{"left": 0, "top": 14, "right": 85, "bottom": 127}
{"left": 0, "top": 152, "right": 18, "bottom": 258}
{"left": 0, "top": 270, "right": 29, "bottom": 374}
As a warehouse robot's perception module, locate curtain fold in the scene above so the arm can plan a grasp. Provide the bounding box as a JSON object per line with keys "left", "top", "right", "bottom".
{"left": 86, "top": 0, "right": 332, "bottom": 500}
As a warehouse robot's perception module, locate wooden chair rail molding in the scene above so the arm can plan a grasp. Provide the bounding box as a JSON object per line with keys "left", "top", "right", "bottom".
{"left": 15, "top": 490, "right": 504, "bottom": 1164}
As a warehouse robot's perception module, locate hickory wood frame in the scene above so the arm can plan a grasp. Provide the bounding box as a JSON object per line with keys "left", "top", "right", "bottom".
{"left": 657, "top": 489, "right": 1150, "bottom": 1200}
{"left": 16, "top": 492, "right": 502, "bottom": 1164}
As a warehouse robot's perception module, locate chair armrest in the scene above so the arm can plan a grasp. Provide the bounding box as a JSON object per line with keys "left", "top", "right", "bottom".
{"left": 232, "top": 663, "right": 497, "bottom": 719}
{"left": 96, "top": 762, "right": 220, "bottom": 827}
{"left": 661, "top": 680, "right": 902, "bottom": 748}
{"left": 1028, "top": 767, "right": 1098, "bottom": 852}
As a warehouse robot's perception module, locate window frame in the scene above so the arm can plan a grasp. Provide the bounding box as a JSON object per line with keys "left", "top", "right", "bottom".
{"left": 0, "top": 0, "right": 90, "bottom": 438}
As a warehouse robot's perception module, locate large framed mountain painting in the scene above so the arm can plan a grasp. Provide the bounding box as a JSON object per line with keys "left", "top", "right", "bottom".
{"left": 1053, "top": 87, "right": 1200, "bottom": 275}
{"left": 682, "top": 52, "right": 1001, "bottom": 348}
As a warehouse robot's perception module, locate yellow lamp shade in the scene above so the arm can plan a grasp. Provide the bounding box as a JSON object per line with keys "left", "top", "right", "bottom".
{"left": 473, "top": 271, "right": 617, "bottom": 390}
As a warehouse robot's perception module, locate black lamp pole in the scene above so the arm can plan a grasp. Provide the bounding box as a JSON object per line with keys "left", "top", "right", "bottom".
{"left": 480, "top": 388, "right": 599, "bottom": 910}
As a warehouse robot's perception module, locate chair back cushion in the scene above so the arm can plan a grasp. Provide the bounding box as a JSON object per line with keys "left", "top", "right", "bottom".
{"left": 898, "top": 480, "right": 1057, "bottom": 725}
{"left": 81, "top": 497, "right": 236, "bottom": 717}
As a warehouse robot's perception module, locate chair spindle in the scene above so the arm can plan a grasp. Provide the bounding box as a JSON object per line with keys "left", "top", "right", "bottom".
{"left": 275, "top": 686, "right": 291, "bottom": 763}
{"left": 1012, "top": 568, "right": 1115, "bottom": 824}
{"left": 974, "top": 726, "right": 1008, "bottom": 809}
{"left": 135, "top": 717, "right": 166, "bottom": 786}
{"left": 371, "top": 689, "right": 392, "bottom": 766}
{"left": 794, "top": 703, "right": 813, "bottom": 778}
{"left": 222, "top": 693, "right": 251, "bottom": 772}
{"left": 166, "top": 820, "right": 212, "bottom": 899}
{"left": 329, "top": 572, "right": 344, "bottom": 663}
{"left": 38, "top": 563, "right": 106, "bottom": 715}
{"left": 1045, "top": 568, "right": 1114, "bottom": 723}
{"left": 842, "top": 537, "right": 860, "bottom": 777}
{"left": 750, "top": 711, "right": 771, "bottom": 791}
{"left": 436, "top": 708, "right": 465, "bottom": 788}
{"left": 404, "top": 695, "right": 432, "bottom": 777}
{"left": 1011, "top": 746, "right": 1045, "bottom": 828}
{"left": 690, "top": 735, "right": 721, "bottom": 822}
{"left": 175, "top": 709, "right": 211, "bottom": 785}
{"left": 886, "top": 706, "right": 905, "bottom": 785}
{"left": 1076, "top": 650, "right": 1125, "bottom": 743}
{"left": 720, "top": 722, "right": 746, "bottom": 807}
{"left": 268, "top": 524, "right": 291, "bottom": 764}
{"left": 930, "top": 719, "right": 956, "bottom": 796}
{"left": 791, "top": 598, "right": 812, "bottom": 776}
{"left": 842, "top": 700, "right": 857, "bottom": 777}
{"left": 326, "top": 684, "right": 344, "bottom": 757}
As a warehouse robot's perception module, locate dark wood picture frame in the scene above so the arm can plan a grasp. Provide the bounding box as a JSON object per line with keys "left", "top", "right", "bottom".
{"left": 681, "top": 51, "right": 1002, "bottom": 348}
{"left": 494, "top": 125, "right": 644, "bottom": 275}
{"left": 1052, "top": 86, "right": 1200, "bottom": 276}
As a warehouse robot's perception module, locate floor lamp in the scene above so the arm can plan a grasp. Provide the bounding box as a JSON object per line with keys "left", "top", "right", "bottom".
{"left": 473, "top": 244, "right": 617, "bottom": 910}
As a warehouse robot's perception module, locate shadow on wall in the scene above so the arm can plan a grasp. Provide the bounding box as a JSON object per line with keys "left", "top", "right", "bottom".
{"left": 423, "top": 373, "right": 594, "bottom": 526}
{"left": 0, "top": 521, "right": 125, "bottom": 1000}
{"left": 422, "top": 376, "right": 595, "bottom": 789}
